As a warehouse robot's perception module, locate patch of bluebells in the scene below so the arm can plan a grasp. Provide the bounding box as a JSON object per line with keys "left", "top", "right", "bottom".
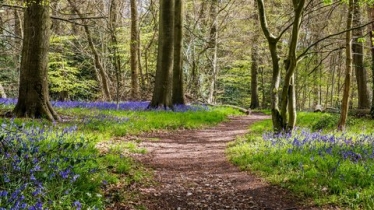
{"left": 0, "top": 121, "right": 102, "bottom": 209}
{"left": 263, "top": 129, "right": 374, "bottom": 163}
{"left": 0, "top": 98, "right": 209, "bottom": 112}
{"left": 255, "top": 129, "right": 374, "bottom": 202}
{"left": 0, "top": 98, "right": 17, "bottom": 106}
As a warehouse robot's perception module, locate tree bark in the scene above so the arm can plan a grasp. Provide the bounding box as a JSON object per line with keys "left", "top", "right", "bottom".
{"left": 109, "top": 0, "right": 122, "bottom": 108}
{"left": 256, "top": 0, "right": 282, "bottom": 132}
{"left": 13, "top": 0, "right": 60, "bottom": 121}
{"left": 352, "top": 2, "right": 370, "bottom": 109}
{"left": 172, "top": 0, "right": 186, "bottom": 105}
{"left": 250, "top": 0, "right": 260, "bottom": 109}
{"left": 338, "top": 0, "right": 354, "bottom": 131}
{"left": 0, "top": 83, "right": 6, "bottom": 98}
{"left": 368, "top": 7, "right": 374, "bottom": 117}
{"left": 279, "top": 0, "right": 305, "bottom": 131}
{"left": 207, "top": 0, "right": 219, "bottom": 104}
{"left": 130, "top": 0, "right": 140, "bottom": 100}
{"left": 149, "top": 0, "right": 175, "bottom": 109}
{"left": 14, "top": 9, "right": 22, "bottom": 78}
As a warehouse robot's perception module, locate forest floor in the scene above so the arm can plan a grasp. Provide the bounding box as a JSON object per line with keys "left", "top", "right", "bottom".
{"left": 113, "top": 114, "right": 327, "bottom": 210}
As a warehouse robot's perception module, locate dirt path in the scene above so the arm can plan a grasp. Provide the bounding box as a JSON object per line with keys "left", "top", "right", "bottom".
{"left": 131, "top": 114, "right": 311, "bottom": 210}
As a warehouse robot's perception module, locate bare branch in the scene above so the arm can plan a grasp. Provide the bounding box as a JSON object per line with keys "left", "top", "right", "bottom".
{"left": 298, "top": 20, "right": 374, "bottom": 61}
{"left": 50, "top": 16, "right": 87, "bottom": 26}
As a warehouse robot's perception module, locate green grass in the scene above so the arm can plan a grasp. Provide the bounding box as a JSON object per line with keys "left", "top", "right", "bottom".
{"left": 55, "top": 106, "right": 239, "bottom": 140}
{"left": 0, "top": 104, "right": 241, "bottom": 209}
{"left": 227, "top": 112, "right": 374, "bottom": 209}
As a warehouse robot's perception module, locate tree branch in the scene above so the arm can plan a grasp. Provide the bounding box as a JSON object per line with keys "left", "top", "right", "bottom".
{"left": 297, "top": 20, "right": 374, "bottom": 61}
{"left": 256, "top": 0, "right": 276, "bottom": 41}
{"left": 307, "top": 46, "right": 345, "bottom": 76}
{"left": 50, "top": 16, "right": 87, "bottom": 26}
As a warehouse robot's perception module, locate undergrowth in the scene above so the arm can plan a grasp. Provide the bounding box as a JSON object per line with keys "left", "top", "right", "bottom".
{"left": 0, "top": 100, "right": 240, "bottom": 209}
{"left": 228, "top": 112, "right": 374, "bottom": 209}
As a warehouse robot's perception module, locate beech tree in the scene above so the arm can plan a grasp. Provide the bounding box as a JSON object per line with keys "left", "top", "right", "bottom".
{"left": 250, "top": 0, "right": 260, "bottom": 109}
{"left": 338, "top": 0, "right": 354, "bottom": 131}
{"left": 13, "top": 0, "right": 60, "bottom": 121}
{"left": 369, "top": 6, "right": 374, "bottom": 117}
{"left": 172, "top": 0, "right": 186, "bottom": 105}
{"left": 130, "top": 0, "right": 140, "bottom": 100}
{"left": 257, "top": 0, "right": 305, "bottom": 132}
{"left": 148, "top": 0, "right": 175, "bottom": 108}
{"left": 352, "top": 1, "right": 371, "bottom": 109}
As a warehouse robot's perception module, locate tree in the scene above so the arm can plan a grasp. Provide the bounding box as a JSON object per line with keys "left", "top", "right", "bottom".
{"left": 352, "top": 1, "right": 371, "bottom": 109}
{"left": 338, "top": 0, "right": 354, "bottom": 131}
{"left": 108, "top": 0, "right": 122, "bottom": 107}
{"left": 257, "top": 0, "right": 305, "bottom": 132}
{"left": 13, "top": 0, "right": 60, "bottom": 121}
{"left": 368, "top": 6, "right": 374, "bottom": 117}
{"left": 0, "top": 83, "right": 6, "bottom": 98}
{"left": 148, "top": 0, "right": 175, "bottom": 108}
{"left": 130, "top": 0, "right": 140, "bottom": 100}
{"left": 250, "top": 0, "right": 260, "bottom": 109}
{"left": 207, "top": 0, "right": 219, "bottom": 104}
{"left": 172, "top": 0, "right": 186, "bottom": 105}
{"left": 67, "top": 0, "right": 112, "bottom": 101}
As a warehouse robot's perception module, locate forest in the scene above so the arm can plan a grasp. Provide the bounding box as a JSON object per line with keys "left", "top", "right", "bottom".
{"left": 1, "top": 0, "right": 374, "bottom": 209}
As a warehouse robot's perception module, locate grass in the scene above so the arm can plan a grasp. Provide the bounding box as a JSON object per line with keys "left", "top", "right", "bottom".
{"left": 227, "top": 112, "right": 374, "bottom": 209}
{"left": 0, "top": 100, "right": 242, "bottom": 209}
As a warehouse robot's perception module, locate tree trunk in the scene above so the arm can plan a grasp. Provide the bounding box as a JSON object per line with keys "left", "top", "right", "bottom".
{"left": 172, "top": 0, "right": 186, "bottom": 105}
{"left": 149, "top": 0, "right": 175, "bottom": 109}
{"left": 256, "top": 0, "right": 282, "bottom": 132}
{"left": 250, "top": 43, "right": 260, "bottom": 109}
{"left": 0, "top": 83, "right": 6, "bottom": 98}
{"left": 130, "top": 0, "right": 140, "bottom": 100}
{"left": 279, "top": 0, "right": 305, "bottom": 131}
{"left": 67, "top": 0, "right": 112, "bottom": 101}
{"left": 250, "top": 0, "right": 260, "bottom": 109}
{"left": 288, "top": 75, "right": 296, "bottom": 130}
{"left": 207, "top": 0, "right": 219, "bottom": 104}
{"left": 109, "top": 0, "right": 122, "bottom": 108}
{"left": 13, "top": 0, "right": 60, "bottom": 121}
{"left": 368, "top": 7, "right": 374, "bottom": 117}
{"left": 14, "top": 9, "right": 22, "bottom": 81}
{"left": 353, "top": 2, "right": 371, "bottom": 109}
{"left": 338, "top": 0, "right": 354, "bottom": 131}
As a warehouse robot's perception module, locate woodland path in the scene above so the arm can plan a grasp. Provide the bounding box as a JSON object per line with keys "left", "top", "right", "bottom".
{"left": 124, "top": 114, "right": 318, "bottom": 210}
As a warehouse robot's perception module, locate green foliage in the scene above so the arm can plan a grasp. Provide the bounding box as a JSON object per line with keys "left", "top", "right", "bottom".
{"left": 49, "top": 36, "right": 98, "bottom": 101}
{"left": 217, "top": 60, "right": 251, "bottom": 107}
{"left": 49, "top": 52, "right": 97, "bottom": 100}
{"left": 228, "top": 112, "right": 374, "bottom": 208}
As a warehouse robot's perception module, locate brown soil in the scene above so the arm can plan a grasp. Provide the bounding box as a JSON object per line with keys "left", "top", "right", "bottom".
{"left": 119, "top": 114, "right": 323, "bottom": 210}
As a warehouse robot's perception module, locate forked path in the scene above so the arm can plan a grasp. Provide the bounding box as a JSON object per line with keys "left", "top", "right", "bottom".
{"left": 135, "top": 114, "right": 309, "bottom": 210}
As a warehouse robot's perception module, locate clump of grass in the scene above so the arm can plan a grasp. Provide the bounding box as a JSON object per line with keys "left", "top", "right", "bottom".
{"left": 228, "top": 113, "right": 374, "bottom": 209}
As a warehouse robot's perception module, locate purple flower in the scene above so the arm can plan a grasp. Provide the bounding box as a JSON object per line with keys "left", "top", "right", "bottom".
{"left": 73, "top": 200, "right": 82, "bottom": 210}
{"left": 30, "top": 174, "right": 37, "bottom": 181}
{"left": 0, "top": 190, "right": 8, "bottom": 197}
{"left": 59, "top": 169, "right": 71, "bottom": 179}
